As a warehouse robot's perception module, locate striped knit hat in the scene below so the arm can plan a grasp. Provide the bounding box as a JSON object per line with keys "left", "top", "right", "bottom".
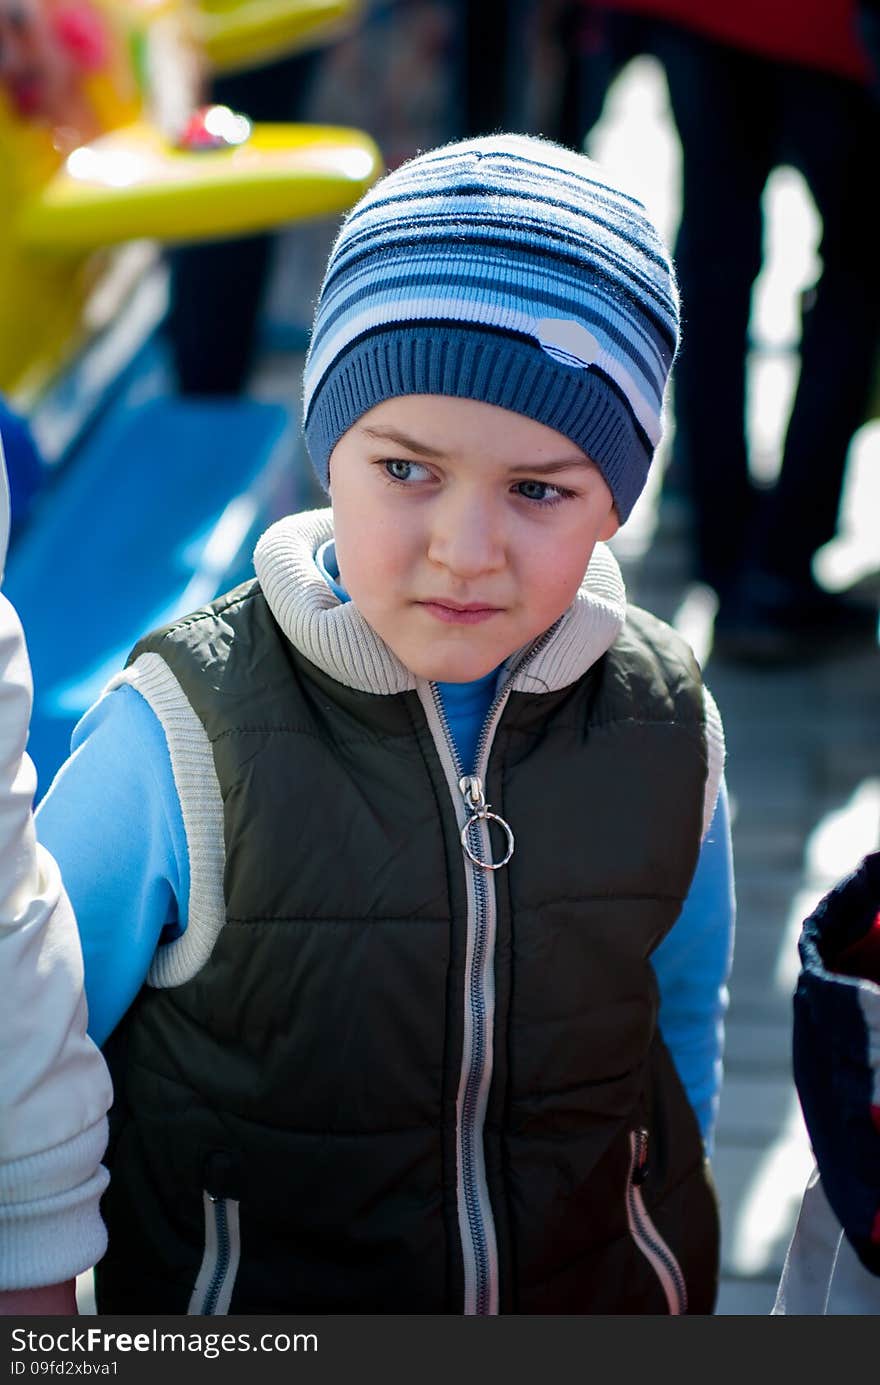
{"left": 302, "top": 133, "right": 678, "bottom": 522}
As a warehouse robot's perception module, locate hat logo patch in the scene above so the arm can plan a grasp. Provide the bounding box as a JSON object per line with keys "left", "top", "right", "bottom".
{"left": 535, "top": 318, "right": 600, "bottom": 369}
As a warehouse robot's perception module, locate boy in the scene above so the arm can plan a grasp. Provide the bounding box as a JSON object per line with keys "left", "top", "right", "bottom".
{"left": 36, "top": 134, "right": 735, "bottom": 1314}
{"left": 0, "top": 446, "right": 112, "bottom": 1315}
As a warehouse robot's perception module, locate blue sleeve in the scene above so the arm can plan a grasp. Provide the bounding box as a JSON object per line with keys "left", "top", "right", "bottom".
{"left": 34, "top": 684, "right": 190, "bottom": 1048}
{"left": 651, "top": 776, "right": 735, "bottom": 1156}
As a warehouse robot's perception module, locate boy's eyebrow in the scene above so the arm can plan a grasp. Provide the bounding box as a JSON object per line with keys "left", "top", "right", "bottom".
{"left": 360, "top": 425, "right": 447, "bottom": 458}
{"left": 360, "top": 424, "right": 594, "bottom": 473}
{"left": 508, "top": 456, "right": 597, "bottom": 476}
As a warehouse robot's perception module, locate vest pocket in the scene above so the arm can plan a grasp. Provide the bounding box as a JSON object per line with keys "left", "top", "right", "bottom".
{"left": 625, "top": 1128, "right": 688, "bottom": 1315}
{"left": 187, "top": 1153, "right": 242, "bottom": 1315}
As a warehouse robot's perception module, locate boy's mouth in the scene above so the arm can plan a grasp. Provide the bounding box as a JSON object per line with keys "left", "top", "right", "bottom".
{"left": 417, "top": 599, "right": 501, "bottom": 626}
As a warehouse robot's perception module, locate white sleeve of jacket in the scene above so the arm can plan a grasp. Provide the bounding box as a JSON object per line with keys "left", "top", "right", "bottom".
{"left": 0, "top": 455, "right": 112, "bottom": 1289}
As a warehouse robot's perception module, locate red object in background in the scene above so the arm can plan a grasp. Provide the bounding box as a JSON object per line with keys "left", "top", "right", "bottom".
{"left": 175, "top": 104, "right": 252, "bottom": 152}
{"left": 834, "top": 912, "right": 880, "bottom": 986}
{"left": 52, "top": 0, "right": 108, "bottom": 72}
{"left": 0, "top": 0, "right": 110, "bottom": 127}
{"left": 594, "top": 0, "right": 871, "bottom": 83}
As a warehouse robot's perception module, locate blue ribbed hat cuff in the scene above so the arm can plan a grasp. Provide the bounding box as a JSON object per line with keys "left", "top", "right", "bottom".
{"left": 303, "top": 326, "right": 653, "bottom": 522}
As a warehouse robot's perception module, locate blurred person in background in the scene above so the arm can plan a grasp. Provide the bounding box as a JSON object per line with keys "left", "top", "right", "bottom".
{"left": 565, "top": 2, "right": 880, "bottom": 663}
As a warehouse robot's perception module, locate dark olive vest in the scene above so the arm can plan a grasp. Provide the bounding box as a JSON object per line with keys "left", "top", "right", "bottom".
{"left": 96, "top": 580, "right": 719, "bottom": 1315}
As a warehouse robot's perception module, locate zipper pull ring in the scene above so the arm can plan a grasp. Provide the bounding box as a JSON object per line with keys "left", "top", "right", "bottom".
{"left": 458, "top": 775, "right": 515, "bottom": 871}
{"left": 633, "top": 1127, "right": 650, "bottom": 1186}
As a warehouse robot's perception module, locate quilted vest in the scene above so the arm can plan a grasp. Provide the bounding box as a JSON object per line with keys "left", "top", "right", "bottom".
{"left": 96, "top": 562, "right": 719, "bottom": 1315}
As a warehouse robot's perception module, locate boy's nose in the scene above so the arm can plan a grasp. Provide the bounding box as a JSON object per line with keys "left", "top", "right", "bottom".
{"left": 426, "top": 492, "right": 505, "bottom": 579}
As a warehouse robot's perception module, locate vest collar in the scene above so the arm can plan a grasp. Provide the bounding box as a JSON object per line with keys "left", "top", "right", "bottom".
{"left": 253, "top": 508, "right": 626, "bottom": 696}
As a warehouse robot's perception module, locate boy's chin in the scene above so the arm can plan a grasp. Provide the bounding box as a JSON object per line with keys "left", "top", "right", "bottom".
{"left": 428, "top": 668, "right": 494, "bottom": 685}
{"left": 409, "top": 660, "right": 497, "bottom": 684}
{"left": 396, "top": 647, "right": 501, "bottom": 685}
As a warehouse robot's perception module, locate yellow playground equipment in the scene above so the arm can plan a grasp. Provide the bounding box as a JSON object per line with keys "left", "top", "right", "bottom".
{"left": 0, "top": 0, "right": 381, "bottom": 406}
{"left": 1, "top": 0, "right": 382, "bottom": 796}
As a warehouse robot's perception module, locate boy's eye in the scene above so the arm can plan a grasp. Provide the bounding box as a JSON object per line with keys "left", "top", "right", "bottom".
{"left": 384, "top": 459, "right": 430, "bottom": 483}
{"left": 515, "top": 479, "right": 564, "bottom": 503}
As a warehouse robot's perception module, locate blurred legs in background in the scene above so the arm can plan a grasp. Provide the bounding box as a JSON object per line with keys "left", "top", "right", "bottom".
{"left": 659, "top": 26, "right": 880, "bottom": 659}
{"left": 165, "top": 46, "right": 321, "bottom": 396}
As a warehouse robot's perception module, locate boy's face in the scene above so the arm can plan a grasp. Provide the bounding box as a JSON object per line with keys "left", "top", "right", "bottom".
{"left": 329, "top": 395, "right": 620, "bottom": 684}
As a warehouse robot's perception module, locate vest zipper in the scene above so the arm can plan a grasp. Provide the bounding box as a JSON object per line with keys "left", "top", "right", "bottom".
{"left": 419, "top": 625, "right": 558, "bottom": 1316}
{"left": 626, "top": 1128, "right": 688, "bottom": 1314}
{"left": 424, "top": 684, "right": 499, "bottom": 1315}
{"left": 187, "top": 1190, "right": 242, "bottom": 1315}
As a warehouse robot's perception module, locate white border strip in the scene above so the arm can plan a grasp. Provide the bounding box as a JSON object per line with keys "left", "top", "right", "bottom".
{"left": 701, "top": 685, "right": 725, "bottom": 841}
{"left": 108, "top": 653, "right": 227, "bottom": 989}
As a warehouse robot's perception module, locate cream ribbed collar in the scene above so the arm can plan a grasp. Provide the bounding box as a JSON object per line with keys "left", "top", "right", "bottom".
{"left": 253, "top": 508, "right": 626, "bottom": 696}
